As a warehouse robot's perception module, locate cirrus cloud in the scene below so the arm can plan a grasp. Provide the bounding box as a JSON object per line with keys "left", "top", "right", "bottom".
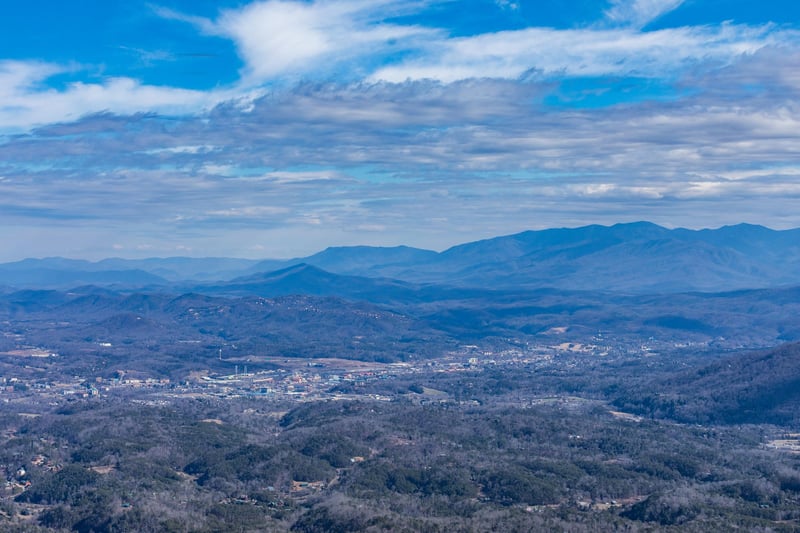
{"left": 0, "top": 60, "right": 225, "bottom": 132}
{"left": 604, "top": 0, "right": 687, "bottom": 28}
{"left": 369, "top": 23, "right": 797, "bottom": 83}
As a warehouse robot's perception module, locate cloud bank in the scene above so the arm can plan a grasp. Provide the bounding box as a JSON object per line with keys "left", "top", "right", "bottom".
{"left": 0, "top": 0, "right": 799, "bottom": 259}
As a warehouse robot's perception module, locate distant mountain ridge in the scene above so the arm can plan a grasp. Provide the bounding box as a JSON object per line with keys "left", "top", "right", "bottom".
{"left": 2, "top": 222, "right": 800, "bottom": 293}
{"left": 0, "top": 257, "right": 259, "bottom": 283}
{"left": 407, "top": 222, "right": 800, "bottom": 292}
{"left": 0, "top": 263, "right": 168, "bottom": 288}
{"left": 209, "top": 263, "right": 425, "bottom": 303}
{"left": 247, "top": 245, "right": 438, "bottom": 277}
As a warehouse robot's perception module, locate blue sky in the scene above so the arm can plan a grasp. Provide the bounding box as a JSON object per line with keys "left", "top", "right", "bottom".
{"left": 1, "top": 0, "right": 799, "bottom": 260}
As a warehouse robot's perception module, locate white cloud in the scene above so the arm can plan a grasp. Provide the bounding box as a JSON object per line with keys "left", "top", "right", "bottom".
{"left": 145, "top": 145, "right": 220, "bottom": 155}
{"left": 605, "top": 0, "right": 686, "bottom": 28}
{"left": 3, "top": 0, "right": 797, "bottom": 132}
{"left": 262, "top": 170, "right": 343, "bottom": 183}
{"left": 149, "top": 5, "right": 217, "bottom": 34}
{"left": 157, "top": 0, "right": 799, "bottom": 86}
{"left": 219, "top": 1, "right": 334, "bottom": 79}
{"left": 4, "top": 1, "right": 800, "bottom": 259}
{"left": 200, "top": 164, "right": 238, "bottom": 176}
{"left": 217, "top": 170, "right": 350, "bottom": 183}
{"left": 201, "top": 0, "right": 438, "bottom": 82}
{"left": 370, "top": 24, "right": 792, "bottom": 83}
{"left": 0, "top": 60, "right": 62, "bottom": 94}
{"left": 494, "top": 0, "right": 519, "bottom": 10}
{"left": 0, "top": 60, "right": 224, "bottom": 131}
{"left": 205, "top": 206, "right": 290, "bottom": 217}
{"left": 693, "top": 167, "right": 800, "bottom": 181}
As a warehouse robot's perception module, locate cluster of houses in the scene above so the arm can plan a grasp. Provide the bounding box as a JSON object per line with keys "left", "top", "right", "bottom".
{"left": 2, "top": 455, "right": 62, "bottom": 499}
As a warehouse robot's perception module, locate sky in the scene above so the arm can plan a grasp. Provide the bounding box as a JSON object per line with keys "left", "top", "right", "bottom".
{"left": 1, "top": 0, "right": 799, "bottom": 260}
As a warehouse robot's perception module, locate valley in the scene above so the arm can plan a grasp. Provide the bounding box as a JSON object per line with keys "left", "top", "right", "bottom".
{"left": 1, "top": 223, "right": 800, "bottom": 531}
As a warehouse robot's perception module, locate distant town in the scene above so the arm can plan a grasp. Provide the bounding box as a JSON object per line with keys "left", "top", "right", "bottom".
{"left": 1, "top": 334, "right": 713, "bottom": 407}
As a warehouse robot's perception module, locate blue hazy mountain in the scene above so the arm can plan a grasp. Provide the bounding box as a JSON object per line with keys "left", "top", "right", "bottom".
{"left": 295, "top": 245, "right": 438, "bottom": 274}
{"left": 404, "top": 222, "right": 800, "bottom": 292}
{"left": 0, "top": 259, "right": 168, "bottom": 288}
{"left": 246, "top": 245, "right": 438, "bottom": 277}
{"left": 0, "top": 257, "right": 259, "bottom": 288}
{"left": 2, "top": 223, "right": 799, "bottom": 292}
{"left": 238, "top": 222, "right": 800, "bottom": 293}
{"left": 208, "top": 263, "right": 430, "bottom": 303}
{"left": 94, "top": 257, "right": 260, "bottom": 281}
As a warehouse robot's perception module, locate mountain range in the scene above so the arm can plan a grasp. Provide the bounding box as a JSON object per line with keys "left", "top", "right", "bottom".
{"left": 4, "top": 221, "right": 800, "bottom": 421}
{"left": 2, "top": 222, "right": 800, "bottom": 293}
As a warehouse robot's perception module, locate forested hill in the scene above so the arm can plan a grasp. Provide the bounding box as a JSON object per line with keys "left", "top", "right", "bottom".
{"left": 614, "top": 342, "right": 800, "bottom": 425}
